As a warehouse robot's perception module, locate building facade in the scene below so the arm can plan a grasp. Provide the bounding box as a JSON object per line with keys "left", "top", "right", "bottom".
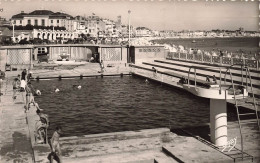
{"left": 11, "top": 10, "right": 74, "bottom": 31}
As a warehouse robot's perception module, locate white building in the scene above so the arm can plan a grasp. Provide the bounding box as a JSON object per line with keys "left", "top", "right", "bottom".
{"left": 11, "top": 10, "right": 75, "bottom": 31}
{"left": 135, "top": 27, "right": 152, "bottom": 37}
{"left": 33, "top": 29, "right": 78, "bottom": 41}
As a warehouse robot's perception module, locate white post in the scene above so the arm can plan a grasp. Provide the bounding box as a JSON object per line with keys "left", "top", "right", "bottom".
{"left": 30, "top": 49, "right": 33, "bottom": 69}
{"left": 128, "top": 10, "right": 131, "bottom": 63}
{"left": 210, "top": 99, "right": 227, "bottom": 147}
{"left": 128, "top": 10, "right": 131, "bottom": 46}
{"left": 12, "top": 23, "right": 15, "bottom": 42}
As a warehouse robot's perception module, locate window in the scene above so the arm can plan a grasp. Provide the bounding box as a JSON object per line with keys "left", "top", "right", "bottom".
{"left": 28, "top": 19, "right": 31, "bottom": 25}
{"left": 51, "top": 20, "right": 53, "bottom": 23}
{"left": 57, "top": 20, "right": 59, "bottom": 23}
{"left": 13, "top": 20, "right": 16, "bottom": 24}
{"left": 37, "top": 48, "right": 46, "bottom": 54}
{"left": 20, "top": 20, "right": 22, "bottom": 24}
{"left": 35, "top": 20, "right": 38, "bottom": 26}
{"left": 42, "top": 19, "right": 45, "bottom": 26}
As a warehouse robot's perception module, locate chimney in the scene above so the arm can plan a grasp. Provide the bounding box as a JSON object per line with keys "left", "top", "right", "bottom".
{"left": 21, "top": 11, "right": 24, "bottom": 14}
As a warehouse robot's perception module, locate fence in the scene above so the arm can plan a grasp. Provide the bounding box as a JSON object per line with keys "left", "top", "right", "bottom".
{"left": 166, "top": 52, "right": 259, "bottom": 69}
{"left": 100, "top": 47, "right": 122, "bottom": 61}
{"left": 7, "top": 49, "right": 31, "bottom": 65}
{"left": 4, "top": 48, "right": 33, "bottom": 70}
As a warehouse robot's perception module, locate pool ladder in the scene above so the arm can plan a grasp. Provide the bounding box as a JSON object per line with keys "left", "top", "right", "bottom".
{"left": 225, "top": 65, "right": 260, "bottom": 162}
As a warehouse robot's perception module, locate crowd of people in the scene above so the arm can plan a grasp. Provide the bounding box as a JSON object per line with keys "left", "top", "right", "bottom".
{"left": 11, "top": 69, "right": 63, "bottom": 163}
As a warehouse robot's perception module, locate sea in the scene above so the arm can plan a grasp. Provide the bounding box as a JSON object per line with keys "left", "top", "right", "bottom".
{"left": 152, "top": 37, "right": 259, "bottom": 58}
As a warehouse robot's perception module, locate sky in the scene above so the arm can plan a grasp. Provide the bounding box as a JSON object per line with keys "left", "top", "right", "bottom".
{"left": 0, "top": 0, "right": 258, "bottom": 31}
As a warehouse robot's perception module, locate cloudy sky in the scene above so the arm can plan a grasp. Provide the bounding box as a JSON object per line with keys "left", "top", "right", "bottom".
{"left": 0, "top": 0, "right": 258, "bottom": 31}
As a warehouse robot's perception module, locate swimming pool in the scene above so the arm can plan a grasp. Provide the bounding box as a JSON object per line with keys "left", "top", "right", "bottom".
{"left": 33, "top": 76, "right": 211, "bottom": 137}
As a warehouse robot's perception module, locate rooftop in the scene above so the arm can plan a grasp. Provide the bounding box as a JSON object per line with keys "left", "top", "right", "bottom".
{"left": 29, "top": 10, "right": 54, "bottom": 15}
{"left": 11, "top": 10, "right": 73, "bottom": 20}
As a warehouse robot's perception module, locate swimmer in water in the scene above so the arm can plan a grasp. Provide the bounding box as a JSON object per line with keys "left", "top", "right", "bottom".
{"left": 35, "top": 89, "right": 41, "bottom": 96}
{"left": 73, "top": 85, "right": 82, "bottom": 89}
{"left": 54, "top": 88, "right": 60, "bottom": 93}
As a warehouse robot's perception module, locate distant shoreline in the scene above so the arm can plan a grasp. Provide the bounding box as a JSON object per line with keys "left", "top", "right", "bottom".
{"left": 150, "top": 37, "right": 259, "bottom": 57}
{"left": 147, "top": 36, "right": 259, "bottom": 40}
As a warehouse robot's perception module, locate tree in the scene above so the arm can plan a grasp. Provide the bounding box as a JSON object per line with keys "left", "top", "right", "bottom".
{"left": 31, "top": 38, "right": 43, "bottom": 44}
{"left": 25, "top": 24, "right": 33, "bottom": 30}
{"left": 19, "top": 38, "right": 29, "bottom": 45}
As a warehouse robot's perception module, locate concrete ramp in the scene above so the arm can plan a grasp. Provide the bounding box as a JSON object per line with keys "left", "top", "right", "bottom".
{"left": 162, "top": 137, "right": 232, "bottom": 163}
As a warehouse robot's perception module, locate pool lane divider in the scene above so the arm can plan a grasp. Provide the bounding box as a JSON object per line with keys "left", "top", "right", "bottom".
{"left": 34, "top": 73, "right": 130, "bottom": 80}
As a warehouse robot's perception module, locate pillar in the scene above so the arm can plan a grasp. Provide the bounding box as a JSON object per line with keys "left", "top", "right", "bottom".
{"left": 33, "top": 48, "right": 38, "bottom": 61}
{"left": 210, "top": 99, "right": 227, "bottom": 147}
{"left": 30, "top": 49, "right": 33, "bottom": 69}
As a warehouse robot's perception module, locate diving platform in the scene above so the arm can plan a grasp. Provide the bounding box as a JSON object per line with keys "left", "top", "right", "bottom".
{"left": 131, "top": 62, "right": 259, "bottom": 161}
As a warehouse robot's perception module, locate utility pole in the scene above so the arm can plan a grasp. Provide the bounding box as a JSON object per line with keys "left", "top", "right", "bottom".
{"left": 128, "top": 10, "right": 131, "bottom": 46}
{"left": 128, "top": 10, "right": 131, "bottom": 63}
{"left": 12, "top": 22, "right": 15, "bottom": 42}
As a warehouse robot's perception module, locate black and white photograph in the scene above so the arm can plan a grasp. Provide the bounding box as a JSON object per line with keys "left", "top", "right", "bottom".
{"left": 0, "top": 0, "right": 259, "bottom": 162}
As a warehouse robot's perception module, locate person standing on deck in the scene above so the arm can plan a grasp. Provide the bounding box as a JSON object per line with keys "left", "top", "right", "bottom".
{"left": 35, "top": 109, "right": 49, "bottom": 144}
{"left": 212, "top": 75, "right": 217, "bottom": 84}
{"left": 24, "top": 82, "right": 38, "bottom": 112}
{"left": 20, "top": 69, "right": 27, "bottom": 91}
{"left": 206, "top": 76, "right": 210, "bottom": 82}
{"left": 27, "top": 70, "right": 33, "bottom": 82}
{"left": 49, "top": 126, "right": 63, "bottom": 163}
{"left": 99, "top": 60, "right": 105, "bottom": 73}
{"left": 152, "top": 67, "right": 157, "bottom": 78}
{"left": 12, "top": 75, "right": 21, "bottom": 100}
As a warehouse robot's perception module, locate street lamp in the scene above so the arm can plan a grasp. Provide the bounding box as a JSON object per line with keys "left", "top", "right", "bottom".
{"left": 11, "top": 22, "right": 15, "bottom": 42}
{"left": 128, "top": 10, "right": 131, "bottom": 46}
{"left": 128, "top": 10, "right": 131, "bottom": 63}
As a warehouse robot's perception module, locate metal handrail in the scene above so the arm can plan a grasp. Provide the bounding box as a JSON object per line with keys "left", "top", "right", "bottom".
{"left": 228, "top": 68, "right": 244, "bottom": 158}
{"left": 226, "top": 64, "right": 260, "bottom": 160}
{"left": 187, "top": 66, "right": 223, "bottom": 93}
{"left": 247, "top": 68, "right": 260, "bottom": 130}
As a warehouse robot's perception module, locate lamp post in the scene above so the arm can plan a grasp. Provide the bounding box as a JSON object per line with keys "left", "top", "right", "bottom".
{"left": 128, "top": 10, "right": 131, "bottom": 63}
{"left": 128, "top": 10, "right": 131, "bottom": 46}
{"left": 12, "top": 22, "right": 15, "bottom": 42}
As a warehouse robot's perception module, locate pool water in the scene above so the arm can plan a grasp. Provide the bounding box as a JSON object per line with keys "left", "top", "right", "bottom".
{"left": 33, "top": 76, "right": 212, "bottom": 137}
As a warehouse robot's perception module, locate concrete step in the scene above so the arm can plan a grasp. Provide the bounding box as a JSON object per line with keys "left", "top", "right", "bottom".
{"left": 156, "top": 59, "right": 260, "bottom": 83}
{"left": 136, "top": 61, "right": 260, "bottom": 98}
{"left": 145, "top": 60, "right": 260, "bottom": 90}
{"left": 154, "top": 151, "right": 179, "bottom": 163}
{"left": 165, "top": 58, "right": 260, "bottom": 77}
{"left": 162, "top": 137, "right": 234, "bottom": 163}
{"left": 62, "top": 149, "right": 170, "bottom": 163}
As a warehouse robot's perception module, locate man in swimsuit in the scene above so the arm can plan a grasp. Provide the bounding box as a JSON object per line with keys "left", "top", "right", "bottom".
{"left": 206, "top": 76, "right": 210, "bottom": 82}
{"left": 35, "top": 109, "right": 49, "bottom": 144}
{"left": 20, "top": 69, "right": 27, "bottom": 91}
{"left": 49, "top": 126, "right": 63, "bottom": 163}
{"left": 99, "top": 60, "right": 104, "bottom": 73}
{"left": 212, "top": 75, "right": 217, "bottom": 84}
{"left": 152, "top": 67, "right": 157, "bottom": 78}
{"left": 24, "top": 82, "right": 36, "bottom": 112}
{"left": 12, "top": 75, "right": 21, "bottom": 100}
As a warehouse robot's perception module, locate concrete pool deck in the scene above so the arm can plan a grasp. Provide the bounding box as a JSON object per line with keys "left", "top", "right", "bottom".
{"left": 0, "top": 61, "right": 259, "bottom": 163}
